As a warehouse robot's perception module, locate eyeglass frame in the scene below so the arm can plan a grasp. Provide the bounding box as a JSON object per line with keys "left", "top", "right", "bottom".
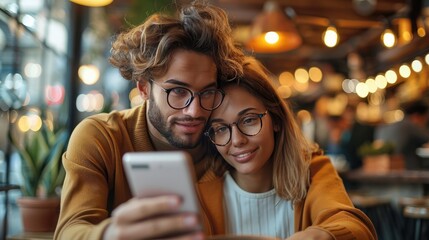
{"left": 205, "top": 111, "right": 268, "bottom": 146}
{"left": 149, "top": 79, "right": 225, "bottom": 111}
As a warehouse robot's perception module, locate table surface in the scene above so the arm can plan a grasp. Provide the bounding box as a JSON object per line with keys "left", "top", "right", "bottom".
{"left": 7, "top": 232, "right": 53, "bottom": 240}
{"left": 7, "top": 233, "right": 274, "bottom": 240}
{"left": 342, "top": 169, "right": 429, "bottom": 184}
{"left": 208, "top": 236, "right": 279, "bottom": 240}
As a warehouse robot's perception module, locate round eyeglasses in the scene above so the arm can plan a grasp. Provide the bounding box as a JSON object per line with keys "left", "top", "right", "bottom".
{"left": 205, "top": 111, "right": 268, "bottom": 146}
{"left": 150, "top": 79, "right": 225, "bottom": 111}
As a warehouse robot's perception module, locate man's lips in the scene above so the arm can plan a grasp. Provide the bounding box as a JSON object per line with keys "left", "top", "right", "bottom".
{"left": 175, "top": 120, "right": 205, "bottom": 133}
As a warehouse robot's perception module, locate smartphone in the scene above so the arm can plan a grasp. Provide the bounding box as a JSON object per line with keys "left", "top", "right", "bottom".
{"left": 122, "top": 151, "right": 199, "bottom": 214}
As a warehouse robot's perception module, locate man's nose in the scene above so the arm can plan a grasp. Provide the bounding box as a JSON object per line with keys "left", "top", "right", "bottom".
{"left": 183, "top": 96, "right": 204, "bottom": 116}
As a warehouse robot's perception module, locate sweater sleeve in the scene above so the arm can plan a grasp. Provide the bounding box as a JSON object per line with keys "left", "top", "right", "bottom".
{"left": 297, "top": 155, "right": 377, "bottom": 240}
{"left": 54, "top": 116, "right": 133, "bottom": 240}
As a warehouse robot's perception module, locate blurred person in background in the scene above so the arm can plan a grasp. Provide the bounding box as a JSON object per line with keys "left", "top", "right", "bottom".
{"left": 375, "top": 99, "right": 429, "bottom": 170}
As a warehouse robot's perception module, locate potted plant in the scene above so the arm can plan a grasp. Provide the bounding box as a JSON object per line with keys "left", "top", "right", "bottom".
{"left": 358, "top": 140, "right": 396, "bottom": 173}
{"left": 9, "top": 121, "right": 69, "bottom": 232}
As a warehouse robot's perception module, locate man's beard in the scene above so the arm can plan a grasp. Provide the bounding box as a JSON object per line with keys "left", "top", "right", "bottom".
{"left": 148, "top": 99, "right": 202, "bottom": 149}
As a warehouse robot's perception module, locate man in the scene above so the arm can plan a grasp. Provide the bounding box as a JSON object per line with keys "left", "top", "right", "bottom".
{"left": 54, "top": 1, "right": 244, "bottom": 239}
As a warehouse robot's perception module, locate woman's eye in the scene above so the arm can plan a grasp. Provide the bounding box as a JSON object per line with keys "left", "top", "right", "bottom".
{"left": 214, "top": 126, "right": 228, "bottom": 134}
{"left": 242, "top": 116, "right": 258, "bottom": 125}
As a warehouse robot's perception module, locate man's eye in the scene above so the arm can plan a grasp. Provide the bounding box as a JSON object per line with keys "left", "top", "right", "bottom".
{"left": 170, "top": 88, "right": 189, "bottom": 96}
{"left": 200, "top": 89, "right": 217, "bottom": 98}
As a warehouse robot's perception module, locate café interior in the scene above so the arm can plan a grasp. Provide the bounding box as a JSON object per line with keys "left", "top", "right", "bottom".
{"left": 1, "top": 0, "right": 429, "bottom": 239}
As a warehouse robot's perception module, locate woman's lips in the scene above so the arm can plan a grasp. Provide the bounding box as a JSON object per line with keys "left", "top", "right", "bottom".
{"left": 230, "top": 148, "right": 258, "bottom": 163}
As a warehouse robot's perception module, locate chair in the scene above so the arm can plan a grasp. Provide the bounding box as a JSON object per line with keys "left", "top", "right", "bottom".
{"left": 350, "top": 194, "right": 402, "bottom": 240}
{"left": 401, "top": 197, "right": 429, "bottom": 240}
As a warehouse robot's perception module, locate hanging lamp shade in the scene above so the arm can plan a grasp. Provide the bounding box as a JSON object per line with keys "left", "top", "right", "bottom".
{"left": 70, "top": 0, "right": 113, "bottom": 7}
{"left": 246, "top": 1, "right": 302, "bottom": 53}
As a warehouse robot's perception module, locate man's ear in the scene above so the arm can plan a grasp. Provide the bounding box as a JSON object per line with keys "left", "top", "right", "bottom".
{"left": 137, "top": 81, "right": 150, "bottom": 100}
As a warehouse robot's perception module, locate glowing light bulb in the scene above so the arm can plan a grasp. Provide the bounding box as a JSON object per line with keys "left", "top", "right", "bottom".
{"left": 382, "top": 29, "right": 396, "bottom": 48}
{"left": 78, "top": 64, "right": 100, "bottom": 85}
{"left": 264, "top": 31, "right": 280, "bottom": 44}
{"left": 323, "top": 26, "right": 339, "bottom": 48}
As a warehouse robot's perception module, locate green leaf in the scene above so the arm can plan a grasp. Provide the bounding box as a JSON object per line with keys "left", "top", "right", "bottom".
{"left": 40, "top": 130, "right": 69, "bottom": 197}
{"left": 9, "top": 120, "right": 69, "bottom": 198}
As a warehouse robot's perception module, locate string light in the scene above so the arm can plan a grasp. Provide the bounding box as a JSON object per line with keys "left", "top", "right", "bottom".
{"left": 411, "top": 59, "right": 423, "bottom": 73}
{"left": 399, "top": 64, "right": 411, "bottom": 78}
{"left": 381, "top": 28, "right": 396, "bottom": 48}
{"left": 323, "top": 25, "right": 339, "bottom": 48}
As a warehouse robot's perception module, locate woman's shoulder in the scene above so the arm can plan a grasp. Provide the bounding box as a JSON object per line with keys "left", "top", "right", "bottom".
{"left": 309, "top": 154, "right": 336, "bottom": 179}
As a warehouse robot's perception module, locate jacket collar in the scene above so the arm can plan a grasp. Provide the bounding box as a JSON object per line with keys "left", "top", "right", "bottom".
{"left": 196, "top": 171, "right": 226, "bottom": 235}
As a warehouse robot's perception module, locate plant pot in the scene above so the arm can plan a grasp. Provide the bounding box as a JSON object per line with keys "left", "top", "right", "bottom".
{"left": 17, "top": 197, "right": 60, "bottom": 232}
{"left": 362, "top": 154, "right": 391, "bottom": 173}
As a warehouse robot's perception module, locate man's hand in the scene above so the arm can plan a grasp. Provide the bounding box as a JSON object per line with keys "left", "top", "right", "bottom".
{"left": 103, "top": 195, "right": 204, "bottom": 240}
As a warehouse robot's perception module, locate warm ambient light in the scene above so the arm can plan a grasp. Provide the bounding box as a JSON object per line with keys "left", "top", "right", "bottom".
{"left": 397, "top": 18, "right": 413, "bottom": 44}
{"left": 264, "top": 31, "right": 280, "bottom": 44}
{"left": 381, "top": 28, "right": 396, "bottom": 48}
{"left": 70, "top": 0, "right": 113, "bottom": 7}
{"left": 323, "top": 25, "right": 339, "bottom": 48}
{"left": 411, "top": 59, "right": 423, "bottom": 73}
{"left": 417, "top": 18, "right": 426, "bottom": 37}
{"left": 309, "top": 67, "right": 323, "bottom": 82}
{"left": 246, "top": 1, "right": 301, "bottom": 53}
{"left": 78, "top": 64, "right": 100, "bottom": 85}
{"left": 385, "top": 70, "right": 397, "bottom": 84}
{"left": 399, "top": 64, "right": 411, "bottom": 78}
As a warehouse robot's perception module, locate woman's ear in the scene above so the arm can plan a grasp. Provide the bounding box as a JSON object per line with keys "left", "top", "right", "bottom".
{"left": 137, "top": 80, "right": 150, "bottom": 100}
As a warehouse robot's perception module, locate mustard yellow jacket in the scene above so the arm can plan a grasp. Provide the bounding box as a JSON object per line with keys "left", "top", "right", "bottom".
{"left": 54, "top": 104, "right": 209, "bottom": 239}
{"left": 196, "top": 156, "right": 377, "bottom": 240}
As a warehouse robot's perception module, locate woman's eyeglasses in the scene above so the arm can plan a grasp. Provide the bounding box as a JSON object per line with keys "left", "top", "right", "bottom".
{"left": 205, "top": 111, "right": 268, "bottom": 146}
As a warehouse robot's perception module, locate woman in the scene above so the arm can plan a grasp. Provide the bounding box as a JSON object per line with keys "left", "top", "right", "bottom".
{"left": 196, "top": 57, "right": 377, "bottom": 240}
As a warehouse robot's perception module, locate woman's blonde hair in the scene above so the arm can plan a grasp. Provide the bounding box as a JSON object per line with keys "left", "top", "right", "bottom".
{"left": 211, "top": 56, "right": 321, "bottom": 202}
{"left": 109, "top": 0, "right": 244, "bottom": 83}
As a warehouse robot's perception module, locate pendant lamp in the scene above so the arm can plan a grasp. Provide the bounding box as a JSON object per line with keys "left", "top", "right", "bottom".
{"left": 70, "top": 0, "right": 113, "bottom": 7}
{"left": 246, "top": 1, "right": 302, "bottom": 53}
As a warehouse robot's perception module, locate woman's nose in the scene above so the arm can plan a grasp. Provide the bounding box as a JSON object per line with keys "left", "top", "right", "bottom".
{"left": 230, "top": 125, "right": 247, "bottom": 146}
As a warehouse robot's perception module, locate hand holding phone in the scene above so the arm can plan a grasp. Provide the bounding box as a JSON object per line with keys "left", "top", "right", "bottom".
{"left": 122, "top": 151, "right": 200, "bottom": 214}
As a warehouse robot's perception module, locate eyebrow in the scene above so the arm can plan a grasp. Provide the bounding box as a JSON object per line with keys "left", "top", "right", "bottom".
{"left": 163, "top": 79, "right": 217, "bottom": 89}
{"left": 210, "top": 107, "right": 258, "bottom": 123}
